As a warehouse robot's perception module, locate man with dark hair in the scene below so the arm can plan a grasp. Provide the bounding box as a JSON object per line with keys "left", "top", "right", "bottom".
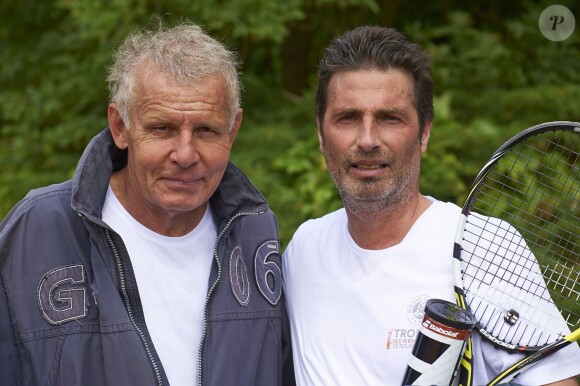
{"left": 0, "top": 22, "right": 292, "bottom": 386}
{"left": 282, "top": 26, "right": 579, "bottom": 385}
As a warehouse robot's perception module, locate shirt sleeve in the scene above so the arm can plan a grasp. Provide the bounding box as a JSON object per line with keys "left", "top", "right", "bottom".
{"left": 475, "top": 333, "right": 580, "bottom": 384}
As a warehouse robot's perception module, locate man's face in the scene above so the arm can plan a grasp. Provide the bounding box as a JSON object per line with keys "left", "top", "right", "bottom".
{"left": 109, "top": 65, "right": 241, "bottom": 223}
{"left": 318, "top": 68, "right": 431, "bottom": 211}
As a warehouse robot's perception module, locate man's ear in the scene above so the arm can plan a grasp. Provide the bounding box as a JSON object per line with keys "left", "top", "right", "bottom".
{"left": 420, "top": 120, "right": 432, "bottom": 153}
{"left": 108, "top": 104, "right": 129, "bottom": 149}
{"left": 317, "top": 116, "right": 324, "bottom": 152}
{"left": 229, "top": 108, "right": 243, "bottom": 143}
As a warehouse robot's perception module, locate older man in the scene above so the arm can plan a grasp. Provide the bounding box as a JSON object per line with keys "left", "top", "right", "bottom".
{"left": 0, "top": 22, "right": 291, "bottom": 386}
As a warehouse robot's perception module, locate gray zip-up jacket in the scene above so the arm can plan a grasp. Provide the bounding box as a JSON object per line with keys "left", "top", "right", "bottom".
{"left": 0, "top": 128, "right": 294, "bottom": 386}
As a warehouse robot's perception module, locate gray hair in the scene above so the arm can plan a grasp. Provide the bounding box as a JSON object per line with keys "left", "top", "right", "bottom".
{"left": 107, "top": 21, "right": 241, "bottom": 126}
{"left": 316, "top": 26, "right": 434, "bottom": 134}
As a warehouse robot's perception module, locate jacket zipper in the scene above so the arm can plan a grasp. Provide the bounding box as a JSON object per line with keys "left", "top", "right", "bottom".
{"left": 196, "top": 211, "right": 262, "bottom": 386}
{"left": 105, "top": 229, "right": 164, "bottom": 386}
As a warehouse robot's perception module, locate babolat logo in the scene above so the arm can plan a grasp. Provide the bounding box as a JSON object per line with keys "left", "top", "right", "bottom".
{"left": 423, "top": 320, "right": 459, "bottom": 338}
{"left": 479, "top": 328, "right": 517, "bottom": 350}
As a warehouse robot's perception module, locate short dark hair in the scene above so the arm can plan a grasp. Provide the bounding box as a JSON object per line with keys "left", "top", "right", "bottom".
{"left": 316, "top": 26, "right": 434, "bottom": 132}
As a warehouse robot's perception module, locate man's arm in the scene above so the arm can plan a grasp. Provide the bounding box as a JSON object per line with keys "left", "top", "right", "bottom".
{"left": 544, "top": 377, "right": 579, "bottom": 386}
{"left": 0, "top": 270, "right": 21, "bottom": 385}
{"left": 281, "top": 294, "right": 296, "bottom": 386}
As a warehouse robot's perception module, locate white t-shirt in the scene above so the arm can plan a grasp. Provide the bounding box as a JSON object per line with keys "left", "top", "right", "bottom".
{"left": 102, "top": 186, "right": 216, "bottom": 386}
{"left": 282, "top": 199, "right": 580, "bottom": 385}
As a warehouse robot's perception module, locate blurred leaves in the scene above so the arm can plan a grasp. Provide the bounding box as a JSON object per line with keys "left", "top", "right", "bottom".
{"left": 1, "top": 0, "right": 579, "bottom": 247}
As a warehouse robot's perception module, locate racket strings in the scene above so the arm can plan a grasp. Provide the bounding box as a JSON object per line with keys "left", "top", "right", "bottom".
{"left": 482, "top": 142, "right": 577, "bottom": 251}
{"left": 461, "top": 129, "right": 579, "bottom": 348}
{"left": 462, "top": 221, "right": 563, "bottom": 347}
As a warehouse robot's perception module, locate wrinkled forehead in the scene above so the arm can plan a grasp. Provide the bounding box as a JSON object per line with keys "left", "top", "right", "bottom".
{"left": 326, "top": 69, "right": 415, "bottom": 109}
{"left": 129, "top": 62, "right": 236, "bottom": 116}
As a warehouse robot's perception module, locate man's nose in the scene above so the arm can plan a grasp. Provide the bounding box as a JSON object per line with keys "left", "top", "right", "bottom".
{"left": 169, "top": 130, "right": 200, "bottom": 168}
{"left": 356, "top": 120, "right": 381, "bottom": 151}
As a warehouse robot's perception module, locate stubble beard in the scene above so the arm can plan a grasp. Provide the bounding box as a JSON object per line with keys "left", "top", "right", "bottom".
{"left": 325, "top": 142, "right": 422, "bottom": 221}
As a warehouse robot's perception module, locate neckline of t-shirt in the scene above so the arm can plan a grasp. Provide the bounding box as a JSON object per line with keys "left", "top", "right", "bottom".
{"left": 344, "top": 197, "right": 441, "bottom": 257}
{"left": 104, "top": 185, "right": 215, "bottom": 244}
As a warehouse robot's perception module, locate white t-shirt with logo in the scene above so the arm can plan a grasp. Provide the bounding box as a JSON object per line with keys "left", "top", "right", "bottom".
{"left": 102, "top": 186, "right": 216, "bottom": 386}
{"left": 282, "top": 199, "right": 580, "bottom": 385}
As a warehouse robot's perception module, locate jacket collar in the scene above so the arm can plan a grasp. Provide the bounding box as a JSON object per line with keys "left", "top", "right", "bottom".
{"left": 71, "top": 128, "right": 268, "bottom": 227}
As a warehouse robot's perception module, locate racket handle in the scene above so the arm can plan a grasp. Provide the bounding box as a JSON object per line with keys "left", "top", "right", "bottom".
{"left": 401, "top": 299, "right": 476, "bottom": 386}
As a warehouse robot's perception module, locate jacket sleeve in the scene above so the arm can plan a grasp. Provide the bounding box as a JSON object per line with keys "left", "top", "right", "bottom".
{"left": 0, "top": 206, "right": 23, "bottom": 385}
{"left": 0, "top": 188, "right": 58, "bottom": 386}
{"left": 0, "top": 275, "right": 20, "bottom": 385}
{"left": 281, "top": 293, "right": 296, "bottom": 386}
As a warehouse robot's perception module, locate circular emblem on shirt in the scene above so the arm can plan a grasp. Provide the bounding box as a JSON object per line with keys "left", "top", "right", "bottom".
{"left": 407, "top": 295, "right": 429, "bottom": 325}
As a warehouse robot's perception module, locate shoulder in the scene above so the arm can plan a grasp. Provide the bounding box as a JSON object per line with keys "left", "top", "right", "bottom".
{"left": 405, "top": 198, "right": 463, "bottom": 247}
{"left": 283, "top": 208, "right": 346, "bottom": 258}
{"left": 425, "top": 196, "right": 461, "bottom": 211}
{"left": 423, "top": 197, "right": 462, "bottom": 222}
{"left": 0, "top": 180, "right": 74, "bottom": 235}
{"left": 292, "top": 208, "right": 346, "bottom": 241}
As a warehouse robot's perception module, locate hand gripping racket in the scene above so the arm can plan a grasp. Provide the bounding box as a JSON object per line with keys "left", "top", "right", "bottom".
{"left": 452, "top": 121, "right": 579, "bottom": 385}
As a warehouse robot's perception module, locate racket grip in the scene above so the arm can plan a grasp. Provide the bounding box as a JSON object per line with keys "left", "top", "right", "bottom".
{"left": 401, "top": 299, "right": 476, "bottom": 386}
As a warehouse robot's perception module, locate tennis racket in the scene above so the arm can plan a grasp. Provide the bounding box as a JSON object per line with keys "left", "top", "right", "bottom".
{"left": 452, "top": 121, "right": 579, "bottom": 385}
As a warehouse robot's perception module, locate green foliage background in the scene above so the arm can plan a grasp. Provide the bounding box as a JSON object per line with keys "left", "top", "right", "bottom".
{"left": 1, "top": 0, "right": 579, "bottom": 247}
